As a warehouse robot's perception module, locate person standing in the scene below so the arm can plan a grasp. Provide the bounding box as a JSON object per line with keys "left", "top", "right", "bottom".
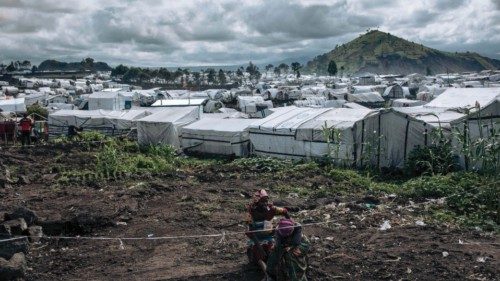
{"left": 19, "top": 113, "right": 33, "bottom": 146}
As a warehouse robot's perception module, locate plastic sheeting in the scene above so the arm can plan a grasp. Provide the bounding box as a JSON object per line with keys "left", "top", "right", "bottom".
{"left": 249, "top": 106, "right": 378, "bottom": 164}
{"left": 347, "top": 92, "right": 384, "bottom": 103}
{"left": 137, "top": 106, "right": 200, "bottom": 148}
{"left": 426, "top": 88, "right": 500, "bottom": 109}
{"left": 391, "top": 99, "right": 426, "bottom": 107}
{"left": 88, "top": 92, "right": 131, "bottom": 110}
{"left": 181, "top": 118, "right": 255, "bottom": 156}
{"left": 0, "top": 98, "right": 26, "bottom": 113}
{"left": 48, "top": 109, "right": 152, "bottom": 136}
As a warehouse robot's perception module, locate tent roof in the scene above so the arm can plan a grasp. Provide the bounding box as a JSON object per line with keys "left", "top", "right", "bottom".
{"left": 137, "top": 106, "right": 199, "bottom": 123}
{"left": 426, "top": 88, "right": 500, "bottom": 108}
{"left": 183, "top": 118, "right": 255, "bottom": 133}
{"left": 152, "top": 98, "right": 206, "bottom": 107}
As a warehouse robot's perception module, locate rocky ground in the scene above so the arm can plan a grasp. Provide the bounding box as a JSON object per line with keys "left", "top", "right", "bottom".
{"left": 0, "top": 145, "right": 498, "bottom": 280}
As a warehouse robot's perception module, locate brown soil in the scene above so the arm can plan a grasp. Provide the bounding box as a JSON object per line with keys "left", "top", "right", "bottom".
{"left": 0, "top": 145, "right": 498, "bottom": 281}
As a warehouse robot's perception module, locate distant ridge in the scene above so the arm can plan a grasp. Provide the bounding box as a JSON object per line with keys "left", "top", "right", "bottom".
{"left": 38, "top": 59, "right": 112, "bottom": 72}
{"left": 306, "top": 30, "right": 500, "bottom": 75}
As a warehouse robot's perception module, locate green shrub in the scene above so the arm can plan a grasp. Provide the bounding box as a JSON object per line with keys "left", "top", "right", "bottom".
{"left": 80, "top": 131, "right": 109, "bottom": 143}
{"left": 141, "top": 144, "right": 176, "bottom": 161}
{"left": 327, "top": 168, "right": 372, "bottom": 189}
{"left": 231, "top": 157, "right": 289, "bottom": 172}
{"left": 401, "top": 175, "right": 454, "bottom": 199}
{"left": 27, "top": 103, "right": 48, "bottom": 120}
{"left": 406, "top": 145, "right": 459, "bottom": 176}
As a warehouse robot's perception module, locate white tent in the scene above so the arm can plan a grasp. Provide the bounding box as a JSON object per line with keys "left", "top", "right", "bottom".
{"left": 237, "top": 96, "right": 273, "bottom": 117}
{"left": 88, "top": 92, "right": 132, "bottom": 110}
{"left": 391, "top": 99, "right": 426, "bottom": 107}
{"left": 379, "top": 87, "right": 500, "bottom": 168}
{"left": 181, "top": 118, "right": 255, "bottom": 156}
{"left": 136, "top": 106, "right": 200, "bottom": 148}
{"left": 249, "top": 106, "right": 379, "bottom": 165}
{"left": 347, "top": 92, "right": 384, "bottom": 103}
{"left": 48, "top": 109, "right": 151, "bottom": 136}
{"left": 0, "top": 98, "right": 26, "bottom": 113}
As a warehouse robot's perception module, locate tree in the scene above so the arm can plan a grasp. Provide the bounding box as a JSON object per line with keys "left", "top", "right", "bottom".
{"left": 111, "top": 64, "right": 129, "bottom": 76}
{"left": 207, "top": 68, "right": 216, "bottom": 84}
{"left": 81, "top": 57, "right": 95, "bottom": 70}
{"left": 236, "top": 67, "right": 244, "bottom": 77}
{"left": 31, "top": 65, "right": 38, "bottom": 73}
{"left": 246, "top": 61, "right": 261, "bottom": 81}
{"left": 340, "top": 66, "right": 345, "bottom": 77}
{"left": 327, "top": 60, "right": 338, "bottom": 76}
{"left": 291, "top": 62, "right": 302, "bottom": 78}
{"left": 278, "top": 63, "right": 289, "bottom": 74}
{"left": 218, "top": 69, "right": 226, "bottom": 85}
{"left": 273, "top": 66, "right": 281, "bottom": 77}
{"left": 123, "top": 67, "right": 141, "bottom": 82}
{"left": 265, "top": 64, "right": 274, "bottom": 73}
{"left": 6, "top": 62, "right": 16, "bottom": 72}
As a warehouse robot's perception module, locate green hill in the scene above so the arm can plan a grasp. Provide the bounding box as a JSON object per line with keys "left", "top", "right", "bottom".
{"left": 306, "top": 30, "right": 500, "bottom": 75}
{"left": 38, "top": 58, "right": 112, "bottom": 72}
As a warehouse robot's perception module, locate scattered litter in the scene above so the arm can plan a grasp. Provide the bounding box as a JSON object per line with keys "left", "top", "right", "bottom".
{"left": 325, "top": 237, "right": 334, "bottom": 241}
{"left": 324, "top": 214, "right": 331, "bottom": 220}
{"left": 476, "top": 257, "right": 486, "bottom": 263}
{"left": 415, "top": 220, "right": 426, "bottom": 226}
{"left": 388, "top": 194, "right": 397, "bottom": 199}
{"left": 442, "top": 251, "right": 449, "bottom": 257}
{"left": 379, "top": 220, "right": 391, "bottom": 231}
{"left": 116, "top": 222, "right": 127, "bottom": 226}
{"left": 147, "top": 234, "right": 154, "bottom": 238}
{"left": 459, "top": 239, "right": 464, "bottom": 245}
{"left": 406, "top": 267, "right": 412, "bottom": 274}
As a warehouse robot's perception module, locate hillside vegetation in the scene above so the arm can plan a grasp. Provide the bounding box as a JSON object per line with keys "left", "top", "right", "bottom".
{"left": 306, "top": 30, "right": 500, "bottom": 75}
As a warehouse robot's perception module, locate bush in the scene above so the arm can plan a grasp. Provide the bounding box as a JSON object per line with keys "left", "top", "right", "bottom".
{"left": 141, "top": 144, "right": 176, "bottom": 161}
{"left": 231, "top": 157, "right": 289, "bottom": 172}
{"left": 406, "top": 145, "right": 459, "bottom": 176}
{"left": 26, "top": 103, "right": 48, "bottom": 120}
{"left": 400, "top": 175, "right": 454, "bottom": 199}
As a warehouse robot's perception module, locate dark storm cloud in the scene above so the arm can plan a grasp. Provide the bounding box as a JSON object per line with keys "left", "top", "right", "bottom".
{"left": 0, "top": 0, "right": 498, "bottom": 66}
{"left": 244, "top": 0, "right": 380, "bottom": 40}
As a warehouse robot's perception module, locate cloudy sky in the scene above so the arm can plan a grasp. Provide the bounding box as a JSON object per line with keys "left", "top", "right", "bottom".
{"left": 0, "top": 0, "right": 499, "bottom": 67}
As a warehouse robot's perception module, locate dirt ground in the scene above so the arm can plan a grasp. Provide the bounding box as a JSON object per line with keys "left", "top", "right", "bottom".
{"left": 1, "top": 145, "right": 498, "bottom": 281}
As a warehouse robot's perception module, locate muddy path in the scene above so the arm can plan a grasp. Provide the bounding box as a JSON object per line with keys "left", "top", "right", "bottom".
{"left": 0, "top": 146, "right": 498, "bottom": 280}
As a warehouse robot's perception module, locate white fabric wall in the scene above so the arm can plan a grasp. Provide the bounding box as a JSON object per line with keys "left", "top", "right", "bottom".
{"left": 181, "top": 118, "right": 255, "bottom": 156}
{"left": 137, "top": 107, "right": 200, "bottom": 148}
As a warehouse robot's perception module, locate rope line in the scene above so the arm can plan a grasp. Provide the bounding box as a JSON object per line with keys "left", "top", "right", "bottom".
{"left": 0, "top": 220, "right": 333, "bottom": 244}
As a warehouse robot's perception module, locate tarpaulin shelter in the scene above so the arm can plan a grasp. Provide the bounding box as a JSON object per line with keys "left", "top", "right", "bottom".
{"left": 0, "top": 98, "right": 26, "bottom": 113}
{"left": 249, "top": 106, "right": 379, "bottom": 165}
{"left": 379, "top": 88, "right": 500, "bottom": 168}
{"left": 48, "top": 109, "right": 151, "bottom": 136}
{"left": 136, "top": 106, "right": 200, "bottom": 148}
{"left": 181, "top": 118, "right": 255, "bottom": 156}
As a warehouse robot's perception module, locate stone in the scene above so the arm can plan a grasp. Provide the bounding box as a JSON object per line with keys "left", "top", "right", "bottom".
{"left": 0, "top": 238, "right": 29, "bottom": 259}
{"left": 2, "top": 219, "right": 27, "bottom": 235}
{"left": 6, "top": 207, "right": 38, "bottom": 226}
{"left": 0, "top": 252, "right": 27, "bottom": 280}
{"left": 17, "top": 175, "right": 30, "bottom": 185}
{"left": 0, "top": 224, "right": 11, "bottom": 239}
{"left": 24, "top": 226, "right": 43, "bottom": 243}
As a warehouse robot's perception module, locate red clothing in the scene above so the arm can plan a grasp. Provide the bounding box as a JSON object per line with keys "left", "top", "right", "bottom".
{"left": 19, "top": 117, "right": 33, "bottom": 132}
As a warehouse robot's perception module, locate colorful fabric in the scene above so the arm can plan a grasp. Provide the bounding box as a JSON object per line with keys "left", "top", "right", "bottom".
{"left": 267, "top": 227, "right": 310, "bottom": 281}
{"left": 19, "top": 118, "right": 32, "bottom": 132}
